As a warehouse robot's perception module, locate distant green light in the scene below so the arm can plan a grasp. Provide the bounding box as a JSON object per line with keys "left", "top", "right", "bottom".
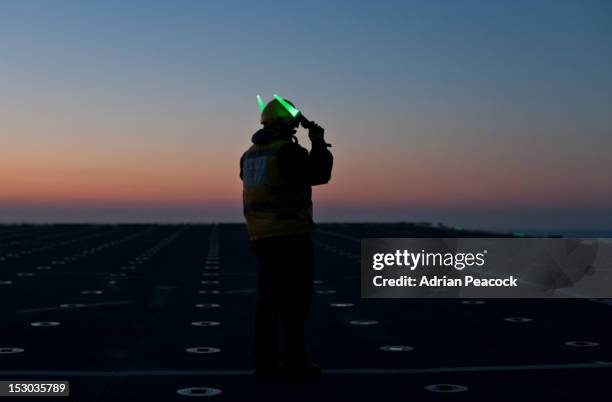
{"left": 513, "top": 232, "right": 526, "bottom": 237}
{"left": 454, "top": 226, "right": 463, "bottom": 231}
{"left": 273, "top": 94, "right": 300, "bottom": 118}
{"left": 257, "top": 95, "right": 266, "bottom": 112}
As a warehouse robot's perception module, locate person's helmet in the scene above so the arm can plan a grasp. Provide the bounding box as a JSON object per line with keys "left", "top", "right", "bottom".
{"left": 257, "top": 94, "right": 301, "bottom": 126}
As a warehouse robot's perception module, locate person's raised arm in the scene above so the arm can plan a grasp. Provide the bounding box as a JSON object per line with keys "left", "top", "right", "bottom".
{"left": 277, "top": 123, "right": 333, "bottom": 186}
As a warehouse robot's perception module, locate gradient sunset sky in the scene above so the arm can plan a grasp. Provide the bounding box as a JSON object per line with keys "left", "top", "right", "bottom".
{"left": 1, "top": 0, "right": 611, "bottom": 229}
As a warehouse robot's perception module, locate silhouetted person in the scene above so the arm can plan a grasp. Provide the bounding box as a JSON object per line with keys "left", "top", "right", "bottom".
{"left": 240, "top": 95, "right": 333, "bottom": 380}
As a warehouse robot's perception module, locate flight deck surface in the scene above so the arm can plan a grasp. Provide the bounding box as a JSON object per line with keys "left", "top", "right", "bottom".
{"left": 0, "top": 224, "right": 610, "bottom": 401}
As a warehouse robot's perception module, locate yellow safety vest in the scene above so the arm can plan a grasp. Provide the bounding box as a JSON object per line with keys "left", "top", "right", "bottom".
{"left": 242, "top": 138, "right": 314, "bottom": 240}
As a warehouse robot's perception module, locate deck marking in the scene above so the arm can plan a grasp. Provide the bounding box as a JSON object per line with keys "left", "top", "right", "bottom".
{"left": 315, "top": 290, "right": 336, "bottom": 294}
{"left": 565, "top": 340, "right": 599, "bottom": 347}
{"left": 176, "top": 387, "right": 222, "bottom": 397}
{"left": 380, "top": 345, "right": 414, "bottom": 352}
{"left": 17, "top": 301, "right": 132, "bottom": 313}
{"left": 330, "top": 303, "right": 354, "bottom": 307}
{"left": 80, "top": 290, "right": 103, "bottom": 295}
{"left": 30, "top": 321, "right": 61, "bottom": 327}
{"left": 195, "top": 303, "right": 220, "bottom": 308}
{"left": 504, "top": 317, "right": 533, "bottom": 323}
{"left": 350, "top": 320, "right": 378, "bottom": 325}
{"left": 198, "top": 290, "right": 220, "bottom": 294}
{"left": 0, "top": 362, "right": 611, "bottom": 376}
{"left": 424, "top": 384, "right": 468, "bottom": 393}
{"left": 0, "top": 348, "right": 24, "bottom": 354}
{"left": 185, "top": 347, "right": 221, "bottom": 354}
{"left": 192, "top": 321, "right": 221, "bottom": 327}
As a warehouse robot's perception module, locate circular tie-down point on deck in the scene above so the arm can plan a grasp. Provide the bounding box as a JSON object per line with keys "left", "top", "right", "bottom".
{"left": 424, "top": 384, "right": 468, "bottom": 393}
{"left": 461, "top": 300, "right": 485, "bottom": 305}
{"left": 110, "top": 273, "right": 127, "bottom": 277}
{"left": 349, "top": 320, "right": 378, "bottom": 326}
{"left": 504, "top": 317, "right": 533, "bottom": 323}
{"left": 192, "top": 321, "right": 221, "bottom": 327}
{"left": 30, "top": 321, "right": 61, "bottom": 327}
{"left": 330, "top": 303, "right": 354, "bottom": 308}
{"left": 202, "top": 273, "right": 220, "bottom": 277}
{"left": 204, "top": 267, "right": 219, "bottom": 271}
{"left": 36, "top": 266, "right": 52, "bottom": 270}
{"left": 16, "top": 272, "right": 34, "bottom": 277}
{"left": 60, "top": 303, "right": 86, "bottom": 308}
{"left": 198, "top": 290, "right": 220, "bottom": 295}
{"left": 185, "top": 347, "right": 221, "bottom": 354}
{"left": 195, "top": 303, "right": 220, "bottom": 308}
{"left": 380, "top": 345, "right": 414, "bottom": 352}
{"left": 564, "top": 340, "right": 600, "bottom": 347}
{"left": 201, "top": 280, "right": 220, "bottom": 285}
{"left": 176, "top": 387, "right": 222, "bottom": 397}
{"left": 313, "top": 280, "right": 324, "bottom": 284}
{"left": 0, "top": 280, "right": 13, "bottom": 285}
{"left": 315, "top": 290, "right": 336, "bottom": 294}
{"left": 81, "top": 290, "right": 103, "bottom": 295}
{"left": 0, "top": 347, "right": 24, "bottom": 354}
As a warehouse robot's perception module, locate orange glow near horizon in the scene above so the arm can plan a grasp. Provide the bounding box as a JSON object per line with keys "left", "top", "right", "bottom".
{"left": 3, "top": 141, "right": 610, "bottom": 211}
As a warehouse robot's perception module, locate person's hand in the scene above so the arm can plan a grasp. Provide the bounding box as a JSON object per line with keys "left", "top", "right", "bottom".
{"left": 308, "top": 122, "right": 325, "bottom": 143}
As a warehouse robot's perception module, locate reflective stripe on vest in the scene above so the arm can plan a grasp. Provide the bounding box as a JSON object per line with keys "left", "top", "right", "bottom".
{"left": 242, "top": 139, "right": 314, "bottom": 240}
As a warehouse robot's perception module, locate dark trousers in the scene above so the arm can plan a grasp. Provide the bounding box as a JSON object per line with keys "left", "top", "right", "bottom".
{"left": 252, "top": 233, "right": 314, "bottom": 369}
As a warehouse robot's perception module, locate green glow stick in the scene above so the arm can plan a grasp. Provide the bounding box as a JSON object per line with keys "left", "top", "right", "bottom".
{"left": 257, "top": 95, "right": 266, "bottom": 112}
{"left": 273, "top": 94, "right": 300, "bottom": 118}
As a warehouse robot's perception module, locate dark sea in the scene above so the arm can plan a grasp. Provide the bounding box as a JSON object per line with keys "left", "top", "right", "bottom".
{"left": 499, "top": 229, "right": 612, "bottom": 238}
